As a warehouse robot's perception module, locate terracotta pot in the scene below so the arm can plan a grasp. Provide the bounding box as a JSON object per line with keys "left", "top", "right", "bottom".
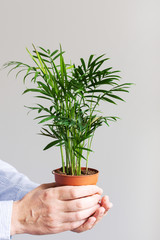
{"left": 52, "top": 167, "right": 99, "bottom": 186}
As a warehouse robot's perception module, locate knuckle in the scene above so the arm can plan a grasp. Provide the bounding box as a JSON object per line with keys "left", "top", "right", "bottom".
{"left": 95, "top": 194, "right": 101, "bottom": 202}
{"left": 69, "top": 221, "right": 79, "bottom": 230}
{"left": 43, "top": 189, "right": 52, "bottom": 200}
{"left": 75, "top": 200, "right": 84, "bottom": 210}
{"left": 92, "top": 195, "right": 100, "bottom": 206}
{"left": 74, "top": 211, "right": 82, "bottom": 221}
{"left": 70, "top": 189, "right": 78, "bottom": 199}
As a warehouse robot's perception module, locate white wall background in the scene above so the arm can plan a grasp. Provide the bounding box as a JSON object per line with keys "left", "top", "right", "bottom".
{"left": 0, "top": 0, "right": 160, "bottom": 239}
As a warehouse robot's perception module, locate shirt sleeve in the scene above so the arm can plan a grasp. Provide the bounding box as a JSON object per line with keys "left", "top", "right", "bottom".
{"left": 0, "top": 159, "right": 39, "bottom": 201}
{"left": 0, "top": 159, "right": 39, "bottom": 239}
{"left": 0, "top": 201, "right": 13, "bottom": 240}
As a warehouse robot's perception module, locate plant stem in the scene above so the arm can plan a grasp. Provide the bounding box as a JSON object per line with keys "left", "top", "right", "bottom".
{"left": 86, "top": 134, "right": 94, "bottom": 172}
{"left": 60, "top": 145, "right": 65, "bottom": 173}
{"left": 67, "top": 129, "right": 73, "bottom": 175}
{"left": 65, "top": 144, "right": 69, "bottom": 174}
{"left": 85, "top": 94, "right": 94, "bottom": 173}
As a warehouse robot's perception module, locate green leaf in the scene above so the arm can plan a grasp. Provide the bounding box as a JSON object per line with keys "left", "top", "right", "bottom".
{"left": 43, "top": 139, "right": 62, "bottom": 150}
{"left": 39, "top": 115, "right": 56, "bottom": 124}
{"left": 23, "top": 72, "right": 35, "bottom": 83}
{"left": 112, "top": 83, "right": 132, "bottom": 89}
{"left": 87, "top": 78, "right": 119, "bottom": 88}
{"left": 111, "top": 88, "right": 129, "bottom": 93}
{"left": 74, "top": 149, "right": 87, "bottom": 160}
{"left": 50, "top": 49, "right": 59, "bottom": 57}
{"left": 107, "top": 93, "right": 125, "bottom": 101}
{"left": 101, "top": 96, "right": 117, "bottom": 104}
{"left": 26, "top": 47, "right": 42, "bottom": 71}
{"left": 86, "top": 89, "right": 109, "bottom": 94}
{"left": 23, "top": 88, "right": 43, "bottom": 94}
{"left": 15, "top": 69, "right": 27, "bottom": 78}
{"left": 80, "top": 58, "right": 86, "bottom": 72}
{"left": 39, "top": 46, "right": 48, "bottom": 53}
{"left": 33, "top": 50, "right": 49, "bottom": 58}
{"left": 23, "top": 88, "right": 52, "bottom": 97}
{"left": 34, "top": 95, "right": 53, "bottom": 101}
{"left": 88, "top": 54, "right": 94, "bottom": 67}
{"left": 90, "top": 54, "right": 106, "bottom": 67}
{"left": 37, "top": 81, "right": 51, "bottom": 94}
{"left": 34, "top": 115, "right": 50, "bottom": 120}
{"left": 48, "top": 127, "right": 61, "bottom": 139}
{"left": 76, "top": 146, "right": 93, "bottom": 152}
{"left": 79, "top": 134, "right": 94, "bottom": 143}
{"left": 32, "top": 55, "right": 50, "bottom": 63}
{"left": 53, "top": 51, "right": 65, "bottom": 61}
{"left": 85, "top": 95, "right": 116, "bottom": 104}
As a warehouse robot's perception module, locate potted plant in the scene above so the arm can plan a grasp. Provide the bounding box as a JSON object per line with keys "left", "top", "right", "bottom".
{"left": 4, "top": 44, "right": 131, "bottom": 186}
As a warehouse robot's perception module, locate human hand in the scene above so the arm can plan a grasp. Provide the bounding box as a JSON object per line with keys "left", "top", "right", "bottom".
{"left": 10, "top": 183, "right": 103, "bottom": 235}
{"left": 72, "top": 195, "right": 113, "bottom": 233}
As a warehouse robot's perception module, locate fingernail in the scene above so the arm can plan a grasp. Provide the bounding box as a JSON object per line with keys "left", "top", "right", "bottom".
{"left": 109, "top": 202, "right": 113, "bottom": 208}
{"left": 100, "top": 208, "right": 105, "bottom": 216}
{"left": 90, "top": 217, "right": 96, "bottom": 225}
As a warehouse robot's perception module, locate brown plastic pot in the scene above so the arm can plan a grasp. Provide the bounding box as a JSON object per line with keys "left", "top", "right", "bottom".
{"left": 52, "top": 167, "right": 99, "bottom": 186}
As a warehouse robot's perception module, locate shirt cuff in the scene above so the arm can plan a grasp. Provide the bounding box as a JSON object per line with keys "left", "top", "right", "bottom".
{"left": 0, "top": 201, "right": 13, "bottom": 240}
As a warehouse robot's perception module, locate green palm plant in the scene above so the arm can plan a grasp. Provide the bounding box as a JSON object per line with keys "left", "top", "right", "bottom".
{"left": 4, "top": 45, "right": 132, "bottom": 176}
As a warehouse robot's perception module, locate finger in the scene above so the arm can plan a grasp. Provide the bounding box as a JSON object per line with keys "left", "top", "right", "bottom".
{"left": 101, "top": 196, "right": 113, "bottom": 215}
{"left": 101, "top": 195, "right": 109, "bottom": 210}
{"left": 62, "top": 204, "right": 100, "bottom": 222}
{"left": 60, "top": 194, "right": 101, "bottom": 212}
{"left": 50, "top": 219, "right": 87, "bottom": 234}
{"left": 91, "top": 206, "right": 105, "bottom": 225}
{"left": 56, "top": 185, "right": 103, "bottom": 200}
{"left": 72, "top": 216, "right": 97, "bottom": 233}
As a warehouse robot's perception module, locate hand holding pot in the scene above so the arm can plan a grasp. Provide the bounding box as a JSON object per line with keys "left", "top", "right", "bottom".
{"left": 10, "top": 183, "right": 104, "bottom": 235}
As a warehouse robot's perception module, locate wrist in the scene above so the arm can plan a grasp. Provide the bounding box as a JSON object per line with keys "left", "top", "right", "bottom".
{"left": 10, "top": 200, "right": 25, "bottom": 235}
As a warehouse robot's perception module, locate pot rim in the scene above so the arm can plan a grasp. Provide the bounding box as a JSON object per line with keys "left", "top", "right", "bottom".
{"left": 52, "top": 167, "right": 99, "bottom": 177}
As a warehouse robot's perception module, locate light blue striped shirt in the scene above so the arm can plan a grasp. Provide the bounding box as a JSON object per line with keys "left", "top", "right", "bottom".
{"left": 0, "top": 159, "right": 39, "bottom": 240}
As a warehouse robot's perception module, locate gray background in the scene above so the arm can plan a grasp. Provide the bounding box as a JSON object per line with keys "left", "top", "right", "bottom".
{"left": 0, "top": 0, "right": 160, "bottom": 239}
